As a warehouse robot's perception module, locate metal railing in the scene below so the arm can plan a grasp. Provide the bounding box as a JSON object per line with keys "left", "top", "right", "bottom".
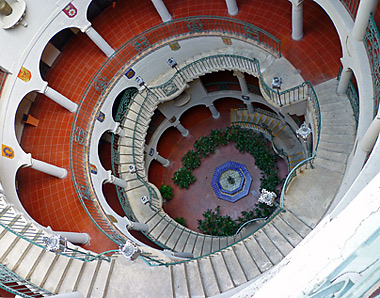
{"left": 0, "top": 263, "right": 53, "bottom": 297}
{"left": 337, "top": 68, "right": 359, "bottom": 127}
{"left": 0, "top": 195, "right": 112, "bottom": 263}
{"left": 70, "top": 17, "right": 282, "bottom": 255}
{"left": 364, "top": 13, "right": 380, "bottom": 117}
{"left": 339, "top": 0, "right": 359, "bottom": 19}
{"left": 0, "top": 70, "right": 6, "bottom": 97}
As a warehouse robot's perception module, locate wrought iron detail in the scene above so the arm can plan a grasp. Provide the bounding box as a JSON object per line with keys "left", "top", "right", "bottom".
{"left": 244, "top": 26, "right": 259, "bottom": 42}
{"left": 93, "top": 75, "right": 108, "bottom": 92}
{"left": 115, "top": 87, "right": 138, "bottom": 122}
{"left": 78, "top": 184, "right": 92, "bottom": 201}
{"left": 186, "top": 19, "right": 204, "bottom": 33}
{"left": 161, "top": 81, "right": 178, "bottom": 96}
{"left": 133, "top": 35, "right": 151, "bottom": 53}
{"left": 73, "top": 126, "right": 87, "bottom": 145}
{"left": 364, "top": 14, "right": 380, "bottom": 117}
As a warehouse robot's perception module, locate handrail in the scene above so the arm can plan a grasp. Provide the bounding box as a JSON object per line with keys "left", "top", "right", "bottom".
{"left": 113, "top": 55, "right": 320, "bottom": 259}
{"left": 339, "top": 0, "right": 359, "bottom": 19}
{"left": 0, "top": 195, "right": 112, "bottom": 262}
{"left": 0, "top": 70, "right": 6, "bottom": 97}
{"left": 70, "top": 16, "right": 282, "bottom": 255}
{"left": 0, "top": 263, "right": 53, "bottom": 297}
{"left": 364, "top": 13, "right": 380, "bottom": 117}
{"left": 337, "top": 68, "right": 359, "bottom": 127}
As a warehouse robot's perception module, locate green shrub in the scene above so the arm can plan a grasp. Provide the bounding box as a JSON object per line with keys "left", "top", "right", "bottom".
{"left": 172, "top": 168, "right": 196, "bottom": 189}
{"left": 181, "top": 150, "right": 201, "bottom": 170}
{"left": 159, "top": 184, "right": 174, "bottom": 200}
{"left": 197, "top": 206, "right": 239, "bottom": 236}
{"left": 174, "top": 217, "right": 187, "bottom": 227}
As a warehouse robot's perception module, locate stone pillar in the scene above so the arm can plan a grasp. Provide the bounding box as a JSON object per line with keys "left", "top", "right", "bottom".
{"left": 156, "top": 153, "right": 170, "bottom": 167}
{"left": 105, "top": 171, "right": 128, "bottom": 188}
{"left": 245, "top": 102, "right": 254, "bottom": 114}
{"left": 337, "top": 67, "right": 353, "bottom": 95}
{"left": 225, "top": 0, "right": 238, "bottom": 16}
{"left": 30, "top": 158, "right": 67, "bottom": 179}
{"left": 208, "top": 104, "right": 220, "bottom": 119}
{"left": 85, "top": 26, "right": 115, "bottom": 57}
{"left": 352, "top": 0, "right": 379, "bottom": 41}
{"left": 151, "top": 0, "right": 172, "bottom": 22}
{"left": 360, "top": 115, "right": 380, "bottom": 152}
{"left": 127, "top": 220, "right": 149, "bottom": 232}
{"left": 291, "top": 1, "right": 304, "bottom": 41}
{"left": 112, "top": 123, "right": 125, "bottom": 137}
{"left": 234, "top": 71, "right": 249, "bottom": 95}
{"left": 44, "top": 86, "right": 77, "bottom": 113}
{"left": 57, "top": 232, "right": 90, "bottom": 245}
{"left": 175, "top": 122, "right": 189, "bottom": 137}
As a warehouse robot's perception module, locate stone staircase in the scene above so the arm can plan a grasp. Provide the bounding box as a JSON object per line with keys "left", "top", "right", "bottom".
{"left": 0, "top": 195, "right": 115, "bottom": 297}
{"left": 230, "top": 108, "right": 305, "bottom": 170}
{"left": 106, "top": 208, "right": 312, "bottom": 297}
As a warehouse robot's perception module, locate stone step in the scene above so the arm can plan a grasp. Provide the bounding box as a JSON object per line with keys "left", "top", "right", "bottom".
{"left": 278, "top": 210, "right": 312, "bottom": 239}
{"left": 314, "top": 156, "right": 346, "bottom": 174}
{"left": 271, "top": 215, "right": 303, "bottom": 247}
{"left": 261, "top": 223, "right": 294, "bottom": 257}
{"left": 210, "top": 253, "right": 235, "bottom": 292}
{"left": 232, "top": 242, "right": 261, "bottom": 280}
{"left": 318, "top": 140, "right": 354, "bottom": 153}
{"left": 221, "top": 247, "right": 248, "bottom": 286}
{"left": 316, "top": 148, "right": 348, "bottom": 164}
{"left": 253, "top": 229, "right": 284, "bottom": 265}
{"left": 198, "top": 257, "right": 221, "bottom": 297}
{"left": 242, "top": 236, "right": 273, "bottom": 272}
{"left": 172, "top": 263, "right": 190, "bottom": 297}
{"left": 185, "top": 261, "right": 206, "bottom": 297}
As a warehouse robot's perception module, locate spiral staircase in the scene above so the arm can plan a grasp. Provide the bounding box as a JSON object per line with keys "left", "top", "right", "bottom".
{"left": 0, "top": 0, "right": 376, "bottom": 297}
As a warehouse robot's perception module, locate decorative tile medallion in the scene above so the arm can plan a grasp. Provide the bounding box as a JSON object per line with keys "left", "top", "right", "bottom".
{"left": 2, "top": 145, "right": 14, "bottom": 159}
{"left": 97, "top": 111, "right": 105, "bottom": 122}
{"left": 222, "top": 37, "right": 232, "bottom": 45}
{"left": 90, "top": 164, "right": 97, "bottom": 175}
{"left": 125, "top": 68, "right": 135, "bottom": 79}
{"left": 63, "top": 3, "right": 77, "bottom": 18}
{"left": 169, "top": 42, "right": 181, "bottom": 51}
{"left": 17, "top": 67, "right": 31, "bottom": 82}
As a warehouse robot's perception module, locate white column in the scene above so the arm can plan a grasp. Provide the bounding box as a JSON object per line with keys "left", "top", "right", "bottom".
{"left": 208, "top": 104, "right": 220, "bottom": 119}
{"left": 337, "top": 67, "right": 353, "bottom": 95}
{"left": 57, "top": 232, "right": 90, "bottom": 245}
{"left": 105, "top": 171, "right": 128, "bottom": 188}
{"left": 44, "top": 86, "right": 77, "bottom": 113}
{"left": 151, "top": 0, "right": 172, "bottom": 22}
{"left": 111, "top": 122, "right": 125, "bottom": 137}
{"left": 156, "top": 153, "right": 170, "bottom": 167}
{"left": 30, "top": 158, "right": 67, "bottom": 179}
{"left": 291, "top": 1, "right": 304, "bottom": 41}
{"left": 360, "top": 115, "right": 380, "bottom": 152}
{"left": 246, "top": 103, "right": 254, "bottom": 114}
{"left": 127, "top": 221, "right": 149, "bottom": 232}
{"left": 352, "top": 0, "right": 379, "bottom": 41}
{"left": 85, "top": 26, "right": 115, "bottom": 57}
{"left": 225, "top": 0, "right": 238, "bottom": 16}
{"left": 175, "top": 122, "right": 189, "bottom": 137}
{"left": 234, "top": 71, "right": 249, "bottom": 95}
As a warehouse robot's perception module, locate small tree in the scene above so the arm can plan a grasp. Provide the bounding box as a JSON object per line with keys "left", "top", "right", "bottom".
{"left": 159, "top": 184, "right": 174, "bottom": 200}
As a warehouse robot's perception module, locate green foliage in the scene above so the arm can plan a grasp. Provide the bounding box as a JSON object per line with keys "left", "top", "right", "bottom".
{"left": 174, "top": 217, "right": 187, "bottom": 227}
{"left": 197, "top": 206, "right": 239, "bottom": 236}
{"left": 159, "top": 184, "right": 174, "bottom": 200}
{"left": 181, "top": 150, "right": 201, "bottom": 170}
{"left": 172, "top": 168, "right": 196, "bottom": 189}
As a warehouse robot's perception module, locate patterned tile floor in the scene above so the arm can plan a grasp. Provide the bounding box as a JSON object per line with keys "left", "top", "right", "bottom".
{"left": 18, "top": 0, "right": 345, "bottom": 253}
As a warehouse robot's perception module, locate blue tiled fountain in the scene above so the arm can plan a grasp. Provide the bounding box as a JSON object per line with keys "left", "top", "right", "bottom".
{"left": 211, "top": 161, "right": 252, "bottom": 202}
